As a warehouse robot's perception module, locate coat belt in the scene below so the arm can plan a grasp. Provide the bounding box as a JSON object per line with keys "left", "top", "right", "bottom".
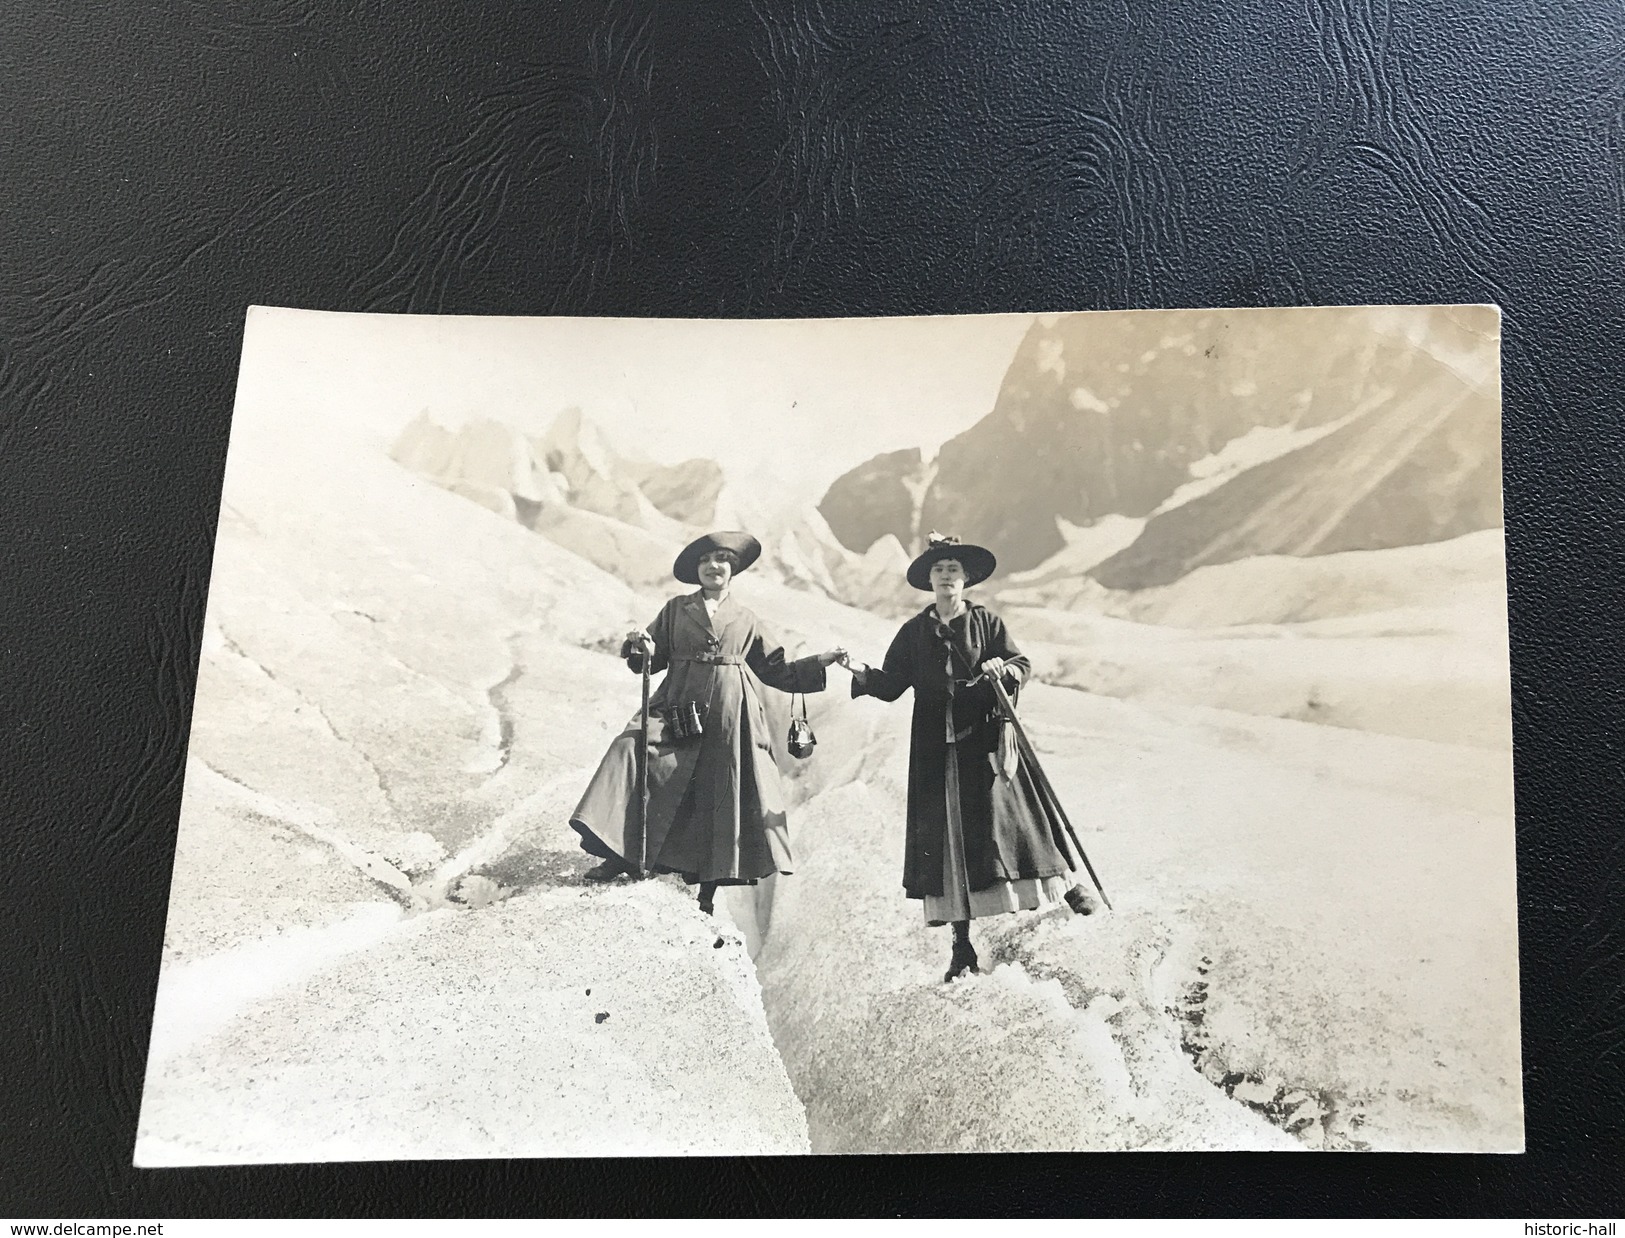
{"left": 676, "top": 653, "right": 744, "bottom": 665}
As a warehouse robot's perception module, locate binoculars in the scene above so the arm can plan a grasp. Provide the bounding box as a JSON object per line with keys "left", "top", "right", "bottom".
{"left": 656, "top": 701, "right": 705, "bottom": 743}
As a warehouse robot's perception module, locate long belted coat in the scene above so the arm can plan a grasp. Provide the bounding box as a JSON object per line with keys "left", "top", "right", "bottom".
{"left": 853, "top": 602, "right": 1076, "bottom": 900}
{"left": 570, "top": 591, "right": 826, "bottom": 883}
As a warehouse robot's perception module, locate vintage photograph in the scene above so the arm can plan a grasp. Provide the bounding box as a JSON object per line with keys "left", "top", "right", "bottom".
{"left": 135, "top": 304, "right": 1519, "bottom": 1162}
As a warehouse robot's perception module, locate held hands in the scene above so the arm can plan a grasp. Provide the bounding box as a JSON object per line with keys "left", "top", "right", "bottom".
{"left": 834, "top": 649, "right": 869, "bottom": 679}
{"left": 814, "top": 646, "right": 848, "bottom": 668}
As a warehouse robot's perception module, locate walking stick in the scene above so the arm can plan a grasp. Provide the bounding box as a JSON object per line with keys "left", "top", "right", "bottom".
{"left": 635, "top": 635, "right": 652, "bottom": 874}
{"left": 982, "top": 673, "right": 1113, "bottom": 911}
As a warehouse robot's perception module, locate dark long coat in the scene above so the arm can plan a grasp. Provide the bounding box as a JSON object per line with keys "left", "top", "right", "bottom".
{"left": 571, "top": 591, "right": 826, "bottom": 883}
{"left": 853, "top": 602, "right": 1076, "bottom": 899}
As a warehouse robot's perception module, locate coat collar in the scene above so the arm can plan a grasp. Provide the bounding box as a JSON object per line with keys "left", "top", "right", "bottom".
{"left": 917, "top": 599, "right": 981, "bottom": 627}
{"left": 918, "top": 600, "right": 983, "bottom": 678}
{"left": 682, "top": 589, "right": 734, "bottom": 634}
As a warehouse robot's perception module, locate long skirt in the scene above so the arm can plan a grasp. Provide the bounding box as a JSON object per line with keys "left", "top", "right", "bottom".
{"left": 570, "top": 714, "right": 792, "bottom": 886}
{"left": 921, "top": 705, "right": 1073, "bottom": 925}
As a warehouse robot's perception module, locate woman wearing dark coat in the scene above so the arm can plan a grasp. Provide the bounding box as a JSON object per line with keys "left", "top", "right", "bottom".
{"left": 570, "top": 530, "right": 846, "bottom": 913}
{"left": 842, "top": 534, "right": 1096, "bottom": 980}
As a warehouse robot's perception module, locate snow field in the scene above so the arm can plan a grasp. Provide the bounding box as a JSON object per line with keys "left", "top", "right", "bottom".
{"left": 751, "top": 668, "right": 1519, "bottom": 1152}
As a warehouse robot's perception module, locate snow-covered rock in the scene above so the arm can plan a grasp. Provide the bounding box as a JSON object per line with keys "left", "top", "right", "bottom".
{"left": 1150, "top": 417, "right": 1358, "bottom": 516}
{"left": 763, "top": 510, "right": 919, "bottom": 617}
{"left": 994, "top": 515, "right": 1149, "bottom": 606}
{"left": 1089, "top": 369, "right": 1501, "bottom": 589}
{"left": 819, "top": 306, "right": 1501, "bottom": 581}
{"left": 391, "top": 406, "right": 931, "bottom": 617}
{"left": 818, "top": 446, "right": 935, "bottom": 558}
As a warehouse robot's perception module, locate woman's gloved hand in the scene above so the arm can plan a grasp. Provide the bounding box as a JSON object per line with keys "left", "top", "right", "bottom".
{"left": 622, "top": 629, "right": 655, "bottom": 665}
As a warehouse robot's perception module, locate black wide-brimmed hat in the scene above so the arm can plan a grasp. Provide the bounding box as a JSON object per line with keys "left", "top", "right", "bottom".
{"left": 906, "top": 533, "right": 997, "bottom": 591}
{"left": 674, "top": 530, "right": 763, "bottom": 584}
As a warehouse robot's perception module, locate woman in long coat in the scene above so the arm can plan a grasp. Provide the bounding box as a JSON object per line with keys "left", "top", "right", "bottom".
{"left": 571, "top": 530, "right": 845, "bottom": 913}
{"left": 844, "top": 534, "right": 1096, "bottom": 980}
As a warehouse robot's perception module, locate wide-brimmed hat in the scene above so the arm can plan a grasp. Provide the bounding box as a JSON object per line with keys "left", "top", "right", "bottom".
{"left": 674, "top": 530, "right": 763, "bottom": 584}
{"left": 906, "top": 533, "right": 997, "bottom": 591}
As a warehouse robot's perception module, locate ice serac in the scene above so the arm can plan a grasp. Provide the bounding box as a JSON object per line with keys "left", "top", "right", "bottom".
{"left": 628, "top": 456, "right": 725, "bottom": 525}
{"left": 769, "top": 509, "right": 921, "bottom": 617}
{"left": 534, "top": 406, "right": 670, "bottom": 528}
{"left": 390, "top": 412, "right": 566, "bottom": 516}
{"left": 834, "top": 531, "right": 917, "bottom": 617}
{"left": 390, "top": 409, "right": 924, "bottom": 613}
{"left": 821, "top": 306, "right": 1501, "bottom": 577}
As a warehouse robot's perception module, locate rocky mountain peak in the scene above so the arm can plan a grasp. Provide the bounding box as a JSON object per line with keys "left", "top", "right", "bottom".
{"left": 817, "top": 446, "right": 935, "bottom": 557}
{"left": 820, "top": 307, "right": 1501, "bottom": 584}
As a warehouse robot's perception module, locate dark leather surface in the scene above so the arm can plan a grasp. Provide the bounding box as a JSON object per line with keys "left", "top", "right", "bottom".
{"left": 2, "top": 0, "right": 1621, "bottom": 1218}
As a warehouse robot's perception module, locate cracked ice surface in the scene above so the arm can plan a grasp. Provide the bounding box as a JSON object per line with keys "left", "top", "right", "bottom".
{"left": 136, "top": 370, "right": 812, "bottom": 1162}
{"left": 139, "top": 885, "right": 805, "bottom": 1163}
{"left": 754, "top": 679, "right": 1521, "bottom": 1152}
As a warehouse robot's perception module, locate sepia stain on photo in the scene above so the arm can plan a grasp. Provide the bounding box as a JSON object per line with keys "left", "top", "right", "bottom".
{"left": 134, "top": 304, "right": 1518, "bottom": 1163}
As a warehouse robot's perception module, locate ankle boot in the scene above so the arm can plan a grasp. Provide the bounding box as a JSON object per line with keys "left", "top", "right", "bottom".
{"left": 945, "top": 939, "right": 979, "bottom": 982}
{"left": 945, "top": 922, "right": 979, "bottom": 981}
{"left": 1064, "top": 885, "right": 1100, "bottom": 916}
{"left": 583, "top": 855, "right": 634, "bottom": 882}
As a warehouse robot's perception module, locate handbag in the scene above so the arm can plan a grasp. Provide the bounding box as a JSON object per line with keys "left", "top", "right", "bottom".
{"left": 787, "top": 693, "right": 816, "bottom": 758}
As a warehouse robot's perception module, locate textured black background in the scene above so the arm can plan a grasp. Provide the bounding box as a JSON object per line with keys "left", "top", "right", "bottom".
{"left": 3, "top": 0, "right": 1622, "bottom": 1218}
